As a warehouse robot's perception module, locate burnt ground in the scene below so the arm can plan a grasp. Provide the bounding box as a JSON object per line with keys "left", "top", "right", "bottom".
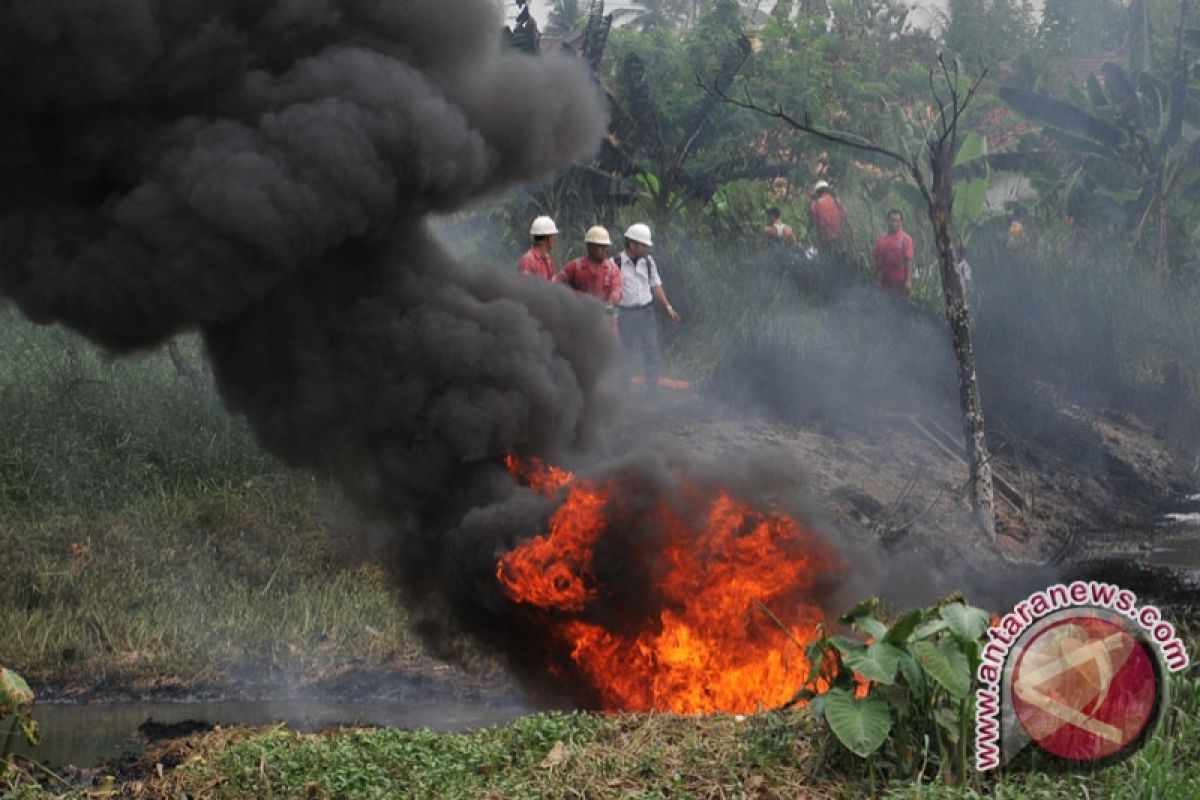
{"left": 620, "top": 375, "right": 1200, "bottom": 620}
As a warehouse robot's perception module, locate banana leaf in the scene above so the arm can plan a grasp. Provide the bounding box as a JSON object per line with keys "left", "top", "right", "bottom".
{"left": 1044, "top": 128, "right": 1126, "bottom": 163}
{"left": 1086, "top": 73, "right": 1109, "bottom": 110}
{"left": 999, "top": 86, "right": 1125, "bottom": 150}
{"left": 1101, "top": 62, "right": 1145, "bottom": 134}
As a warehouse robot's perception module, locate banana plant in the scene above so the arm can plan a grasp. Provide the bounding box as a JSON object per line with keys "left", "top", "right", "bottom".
{"left": 997, "top": 8, "right": 1200, "bottom": 272}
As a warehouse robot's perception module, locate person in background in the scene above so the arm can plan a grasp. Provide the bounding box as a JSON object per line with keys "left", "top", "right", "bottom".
{"left": 1007, "top": 206, "right": 1027, "bottom": 249}
{"left": 559, "top": 226, "right": 622, "bottom": 336}
{"left": 807, "top": 180, "right": 848, "bottom": 250}
{"left": 763, "top": 207, "right": 796, "bottom": 247}
{"left": 518, "top": 215, "right": 558, "bottom": 281}
{"left": 872, "top": 209, "right": 914, "bottom": 297}
{"left": 615, "top": 223, "right": 679, "bottom": 395}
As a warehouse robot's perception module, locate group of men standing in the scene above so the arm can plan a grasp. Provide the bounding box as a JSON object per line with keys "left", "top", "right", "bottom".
{"left": 764, "top": 181, "right": 915, "bottom": 298}
{"left": 519, "top": 216, "right": 680, "bottom": 394}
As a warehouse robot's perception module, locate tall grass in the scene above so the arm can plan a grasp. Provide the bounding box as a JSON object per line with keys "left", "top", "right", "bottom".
{"left": 0, "top": 306, "right": 423, "bottom": 686}
{"left": 0, "top": 304, "right": 273, "bottom": 517}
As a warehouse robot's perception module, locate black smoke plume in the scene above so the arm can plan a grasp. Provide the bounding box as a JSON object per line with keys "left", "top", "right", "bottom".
{"left": 0, "top": 0, "right": 627, "bottom": 670}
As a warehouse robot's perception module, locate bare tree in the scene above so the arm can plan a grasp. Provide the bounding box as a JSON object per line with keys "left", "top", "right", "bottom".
{"left": 707, "top": 56, "right": 998, "bottom": 540}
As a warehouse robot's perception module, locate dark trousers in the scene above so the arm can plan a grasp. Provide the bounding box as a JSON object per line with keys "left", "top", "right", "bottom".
{"left": 618, "top": 305, "right": 659, "bottom": 393}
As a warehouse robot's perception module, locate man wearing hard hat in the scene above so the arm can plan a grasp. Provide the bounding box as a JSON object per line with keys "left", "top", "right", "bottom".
{"left": 615, "top": 223, "right": 679, "bottom": 395}
{"left": 518, "top": 215, "right": 559, "bottom": 281}
{"left": 559, "top": 226, "right": 623, "bottom": 318}
{"left": 807, "top": 180, "right": 848, "bottom": 249}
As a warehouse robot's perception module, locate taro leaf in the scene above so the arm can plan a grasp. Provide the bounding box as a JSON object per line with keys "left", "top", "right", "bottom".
{"left": 999, "top": 86, "right": 1125, "bottom": 150}
{"left": 838, "top": 599, "right": 887, "bottom": 640}
{"left": 1087, "top": 73, "right": 1109, "bottom": 109}
{"left": 953, "top": 133, "right": 987, "bottom": 166}
{"left": 912, "top": 619, "right": 948, "bottom": 640}
{"left": 912, "top": 639, "right": 972, "bottom": 700}
{"left": 897, "top": 651, "right": 925, "bottom": 694}
{"left": 842, "top": 642, "right": 904, "bottom": 685}
{"left": 829, "top": 636, "right": 866, "bottom": 657}
{"left": 822, "top": 688, "right": 892, "bottom": 758}
{"left": 883, "top": 610, "right": 924, "bottom": 645}
{"left": 0, "top": 668, "right": 33, "bottom": 716}
{"left": 839, "top": 598, "right": 879, "bottom": 625}
{"left": 939, "top": 603, "right": 990, "bottom": 643}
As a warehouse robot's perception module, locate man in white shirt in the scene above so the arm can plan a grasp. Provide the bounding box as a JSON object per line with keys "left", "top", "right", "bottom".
{"left": 615, "top": 223, "right": 680, "bottom": 396}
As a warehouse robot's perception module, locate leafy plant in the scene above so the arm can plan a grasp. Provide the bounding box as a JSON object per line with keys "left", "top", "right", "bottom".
{"left": 796, "top": 596, "right": 990, "bottom": 787}
{"left": 0, "top": 667, "right": 39, "bottom": 765}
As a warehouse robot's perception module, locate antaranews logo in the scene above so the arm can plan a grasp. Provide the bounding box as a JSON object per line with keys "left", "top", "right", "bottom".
{"left": 975, "top": 581, "right": 1190, "bottom": 770}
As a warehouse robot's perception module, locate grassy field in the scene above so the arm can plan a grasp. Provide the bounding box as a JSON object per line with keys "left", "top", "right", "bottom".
{"left": 0, "top": 305, "right": 421, "bottom": 691}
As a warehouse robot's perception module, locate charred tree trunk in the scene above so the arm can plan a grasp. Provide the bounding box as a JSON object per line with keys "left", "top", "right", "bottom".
{"left": 927, "top": 144, "right": 996, "bottom": 541}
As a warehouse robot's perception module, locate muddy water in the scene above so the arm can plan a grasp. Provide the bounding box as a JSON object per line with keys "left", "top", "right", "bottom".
{"left": 13, "top": 698, "right": 531, "bottom": 768}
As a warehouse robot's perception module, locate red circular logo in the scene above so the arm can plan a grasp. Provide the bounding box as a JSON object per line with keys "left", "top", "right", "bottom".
{"left": 1011, "top": 615, "right": 1159, "bottom": 762}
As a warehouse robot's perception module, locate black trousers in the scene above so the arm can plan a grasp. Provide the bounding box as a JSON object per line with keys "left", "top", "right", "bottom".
{"left": 618, "top": 304, "right": 659, "bottom": 392}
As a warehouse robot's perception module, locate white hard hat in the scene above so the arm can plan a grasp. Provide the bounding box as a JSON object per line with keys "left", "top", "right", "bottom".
{"left": 812, "top": 180, "right": 831, "bottom": 193}
{"left": 530, "top": 216, "right": 559, "bottom": 236}
{"left": 584, "top": 226, "right": 612, "bottom": 245}
{"left": 624, "top": 223, "right": 653, "bottom": 246}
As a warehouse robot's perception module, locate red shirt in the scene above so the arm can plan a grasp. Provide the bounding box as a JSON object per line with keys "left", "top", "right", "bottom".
{"left": 873, "top": 230, "right": 914, "bottom": 296}
{"left": 559, "top": 257, "right": 622, "bottom": 304}
{"left": 518, "top": 248, "right": 555, "bottom": 281}
{"left": 809, "top": 194, "right": 847, "bottom": 244}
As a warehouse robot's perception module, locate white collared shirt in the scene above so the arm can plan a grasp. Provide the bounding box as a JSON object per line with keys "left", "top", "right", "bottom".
{"left": 616, "top": 251, "right": 662, "bottom": 307}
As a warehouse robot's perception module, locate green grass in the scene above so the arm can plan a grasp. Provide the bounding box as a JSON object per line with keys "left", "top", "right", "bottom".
{"left": 0, "top": 305, "right": 422, "bottom": 689}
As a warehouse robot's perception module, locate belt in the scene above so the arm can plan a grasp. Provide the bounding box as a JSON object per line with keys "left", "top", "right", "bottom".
{"left": 618, "top": 303, "right": 654, "bottom": 311}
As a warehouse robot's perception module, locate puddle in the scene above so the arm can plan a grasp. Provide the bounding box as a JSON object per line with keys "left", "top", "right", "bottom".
{"left": 13, "top": 698, "right": 531, "bottom": 768}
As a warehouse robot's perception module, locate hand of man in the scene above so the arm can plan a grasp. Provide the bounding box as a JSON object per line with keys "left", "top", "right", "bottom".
{"left": 666, "top": 305, "right": 681, "bottom": 323}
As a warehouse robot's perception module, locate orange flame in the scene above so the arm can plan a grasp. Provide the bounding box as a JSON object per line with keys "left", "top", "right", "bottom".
{"left": 497, "top": 456, "right": 841, "bottom": 714}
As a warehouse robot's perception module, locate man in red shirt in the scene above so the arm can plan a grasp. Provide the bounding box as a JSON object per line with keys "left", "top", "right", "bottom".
{"left": 559, "top": 226, "right": 622, "bottom": 337}
{"left": 872, "top": 209, "right": 914, "bottom": 297}
{"left": 518, "top": 215, "right": 558, "bottom": 281}
{"left": 807, "top": 181, "right": 848, "bottom": 249}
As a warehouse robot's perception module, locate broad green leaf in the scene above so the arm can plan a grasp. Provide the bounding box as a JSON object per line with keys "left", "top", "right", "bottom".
{"left": 856, "top": 616, "right": 888, "bottom": 641}
{"left": 829, "top": 636, "right": 865, "bottom": 656}
{"left": 822, "top": 688, "right": 893, "bottom": 758}
{"left": 912, "top": 619, "right": 948, "bottom": 640}
{"left": 883, "top": 610, "right": 924, "bottom": 645}
{"left": 939, "top": 603, "right": 991, "bottom": 643}
{"left": 952, "top": 177, "right": 989, "bottom": 224}
{"left": 0, "top": 667, "right": 33, "bottom": 715}
{"left": 843, "top": 642, "right": 904, "bottom": 685}
{"left": 838, "top": 598, "right": 879, "bottom": 624}
{"left": 912, "top": 639, "right": 972, "bottom": 700}
{"left": 898, "top": 651, "right": 925, "bottom": 694}
{"left": 953, "top": 133, "right": 987, "bottom": 166}
{"left": 999, "top": 85, "right": 1125, "bottom": 149}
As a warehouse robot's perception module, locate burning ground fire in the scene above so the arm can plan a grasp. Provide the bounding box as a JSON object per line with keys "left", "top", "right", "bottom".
{"left": 497, "top": 456, "right": 843, "bottom": 714}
